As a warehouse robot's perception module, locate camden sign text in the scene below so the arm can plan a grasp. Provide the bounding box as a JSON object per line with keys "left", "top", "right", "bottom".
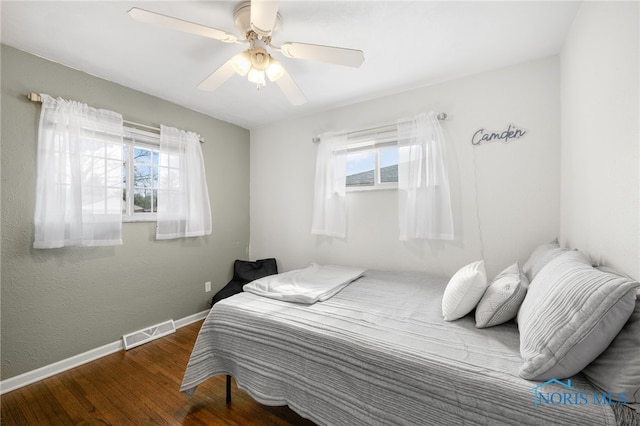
{"left": 472, "top": 124, "right": 528, "bottom": 145}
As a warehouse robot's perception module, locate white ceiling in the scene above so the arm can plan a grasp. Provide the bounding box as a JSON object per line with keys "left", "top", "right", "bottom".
{"left": 1, "top": 1, "right": 580, "bottom": 129}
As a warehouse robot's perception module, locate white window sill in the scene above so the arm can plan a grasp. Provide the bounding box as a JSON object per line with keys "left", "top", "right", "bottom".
{"left": 123, "top": 213, "right": 157, "bottom": 223}
{"left": 347, "top": 183, "right": 398, "bottom": 193}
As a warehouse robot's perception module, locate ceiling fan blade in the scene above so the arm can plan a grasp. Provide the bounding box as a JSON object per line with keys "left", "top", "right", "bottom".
{"left": 250, "top": 0, "right": 280, "bottom": 37}
{"left": 198, "top": 58, "right": 236, "bottom": 91}
{"left": 274, "top": 68, "right": 307, "bottom": 106}
{"left": 279, "top": 42, "right": 364, "bottom": 68}
{"left": 128, "top": 7, "right": 238, "bottom": 43}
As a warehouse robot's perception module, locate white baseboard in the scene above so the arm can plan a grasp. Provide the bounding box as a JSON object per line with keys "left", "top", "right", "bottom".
{"left": 0, "top": 309, "right": 209, "bottom": 395}
{"left": 173, "top": 309, "right": 209, "bottom": 328}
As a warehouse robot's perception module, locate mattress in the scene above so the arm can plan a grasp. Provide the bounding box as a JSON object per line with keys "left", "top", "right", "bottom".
{"left": 181, "top": 270, "right": 617, "bottom": 425}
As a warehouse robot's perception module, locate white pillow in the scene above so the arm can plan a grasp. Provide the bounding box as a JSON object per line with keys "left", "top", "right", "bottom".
{"left": 475, "top": 262, "right": 529, "bottom": 328}
{"left": 522, "top": 239, "right": 568, "bottom": 282}
{"left": 518, "top": 251, "right": 639, "bottom": 381}
{"left": 582, "top": 289, "right": 640, "bottom": 403}
{"left": 442, "top": 260, "right": 488, "bottom": 321}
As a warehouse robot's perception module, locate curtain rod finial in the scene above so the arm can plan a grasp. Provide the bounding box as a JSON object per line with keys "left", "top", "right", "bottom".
{"left": 312, "top": 137, "right": 321, "bottom": 144}
{"left": 28, "top": 92, "right": 42, "bottom": 103}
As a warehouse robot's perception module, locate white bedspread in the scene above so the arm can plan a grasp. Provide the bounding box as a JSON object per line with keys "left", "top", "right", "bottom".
{"left": 242, "top": 263, "right": 365, "bottom": 304}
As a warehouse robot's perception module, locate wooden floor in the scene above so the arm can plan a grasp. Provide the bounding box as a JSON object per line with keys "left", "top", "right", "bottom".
{"left": 1, "top": 320, "right": 316, "bottom": 425}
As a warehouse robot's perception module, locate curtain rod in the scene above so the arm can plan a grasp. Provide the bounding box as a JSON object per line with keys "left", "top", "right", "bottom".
{"left": 27, "top": 92, "right": 204, "bottom": 144}
{"left": 311, "top": 112, "right": 447, "bottom": 143}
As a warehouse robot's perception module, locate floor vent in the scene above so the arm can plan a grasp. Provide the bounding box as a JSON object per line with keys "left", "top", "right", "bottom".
{"left": 122, "top": 319, "right": 176, "bottom": 350}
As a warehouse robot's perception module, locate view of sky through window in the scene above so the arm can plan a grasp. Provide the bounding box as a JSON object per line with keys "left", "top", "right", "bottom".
{"left": 346, "top": 145, "right": 398, "bottom": 187}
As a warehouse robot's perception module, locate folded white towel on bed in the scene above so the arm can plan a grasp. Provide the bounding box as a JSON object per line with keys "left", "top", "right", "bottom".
{"left": 243, "top": 263, "right": 365, "bottom": 304}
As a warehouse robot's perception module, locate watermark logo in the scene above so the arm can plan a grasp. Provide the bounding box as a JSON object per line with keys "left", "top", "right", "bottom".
{"left": 530, "top": 379, "right": 627, "bottom": 408}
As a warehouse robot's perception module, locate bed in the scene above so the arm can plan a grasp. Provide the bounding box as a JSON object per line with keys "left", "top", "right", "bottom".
{"left": 181, "top": 261, "right": 639, "bottom": 426}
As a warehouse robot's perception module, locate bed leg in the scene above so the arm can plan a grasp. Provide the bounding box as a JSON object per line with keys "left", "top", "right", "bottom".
{"left": 226, "top": 375, "right": 232, "bottom": 404}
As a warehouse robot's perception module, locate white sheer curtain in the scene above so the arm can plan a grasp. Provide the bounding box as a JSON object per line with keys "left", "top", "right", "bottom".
{"left": 33, "top": 94, "right": 124, "bottom": 248}
{"left": 397, "top": 112, "right": 454, "bottom": 240}
{"left": 311, "top": 131, "right": 348, "bottom": 237}
{"left": 156, "top": 125, "right": 212, "bottom": 239}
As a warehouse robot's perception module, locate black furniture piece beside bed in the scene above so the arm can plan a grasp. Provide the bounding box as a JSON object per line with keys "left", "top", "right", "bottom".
{"left": 210, "top": 258, "right": 278, "bottom": 306}
{"left": 183, "top": 245, "right": 640, "bottom": 426}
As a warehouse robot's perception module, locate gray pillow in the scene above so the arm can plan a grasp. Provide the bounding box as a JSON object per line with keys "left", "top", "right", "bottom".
{"left": 522, "top": 239, "right": 568, "bottom": 282}
{"left": 475, "top": 262, "right": 529, "bottom": 328}
{"left": 518, "top": 250, "right": 639, "bottom": 381}
{"left": 583, "top": 287, "right": 640, "bottom": 404}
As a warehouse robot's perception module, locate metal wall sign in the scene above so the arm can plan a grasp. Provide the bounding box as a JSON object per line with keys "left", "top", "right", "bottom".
{"left": 472, "top": 124, "right": 528, "bottom": 145}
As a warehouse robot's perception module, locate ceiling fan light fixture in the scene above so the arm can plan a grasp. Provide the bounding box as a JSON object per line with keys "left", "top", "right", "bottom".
{"left": 265, "top": 57, "right": 284, "bottom": 82}
{"left": 248, "top": 68, "right": 266, "bottom": 88}
{"left": 231, "top": 50, "right": 252, "bottom": 76}
{"left": 250, "top": 47, "right": 270, "bottom": 71}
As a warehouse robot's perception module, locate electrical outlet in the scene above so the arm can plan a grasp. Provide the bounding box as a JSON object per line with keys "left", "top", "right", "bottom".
{"left": 205, "top": 281, "right": 212, "bottom": 292}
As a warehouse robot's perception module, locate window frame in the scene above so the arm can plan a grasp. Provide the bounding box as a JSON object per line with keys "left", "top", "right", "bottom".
{"left": 122, "top": 127, "right": 161, "bottom": 223}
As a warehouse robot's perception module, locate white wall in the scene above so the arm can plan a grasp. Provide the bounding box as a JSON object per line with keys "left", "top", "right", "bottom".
{"left": 250, "top": 57, "right": 560, "bottom": 279}
{"left": 560, "top": 1, "right": 639, "bottom": 280}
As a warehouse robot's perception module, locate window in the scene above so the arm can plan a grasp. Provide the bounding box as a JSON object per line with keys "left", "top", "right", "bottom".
{"left": 122, "top": 127, "right": 160, "bottom": 222}
{"left": 345, "top": 127, "right": 398, "bottom": 190}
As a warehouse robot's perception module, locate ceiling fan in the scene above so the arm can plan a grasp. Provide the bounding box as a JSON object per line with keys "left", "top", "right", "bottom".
{"left": 128, "top": 1, "right": 365, "bottom": 105}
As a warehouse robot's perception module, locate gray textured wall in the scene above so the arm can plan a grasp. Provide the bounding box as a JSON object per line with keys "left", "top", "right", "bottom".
{"left": 1, "top": 45, "right": 250, "bottom": 380}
